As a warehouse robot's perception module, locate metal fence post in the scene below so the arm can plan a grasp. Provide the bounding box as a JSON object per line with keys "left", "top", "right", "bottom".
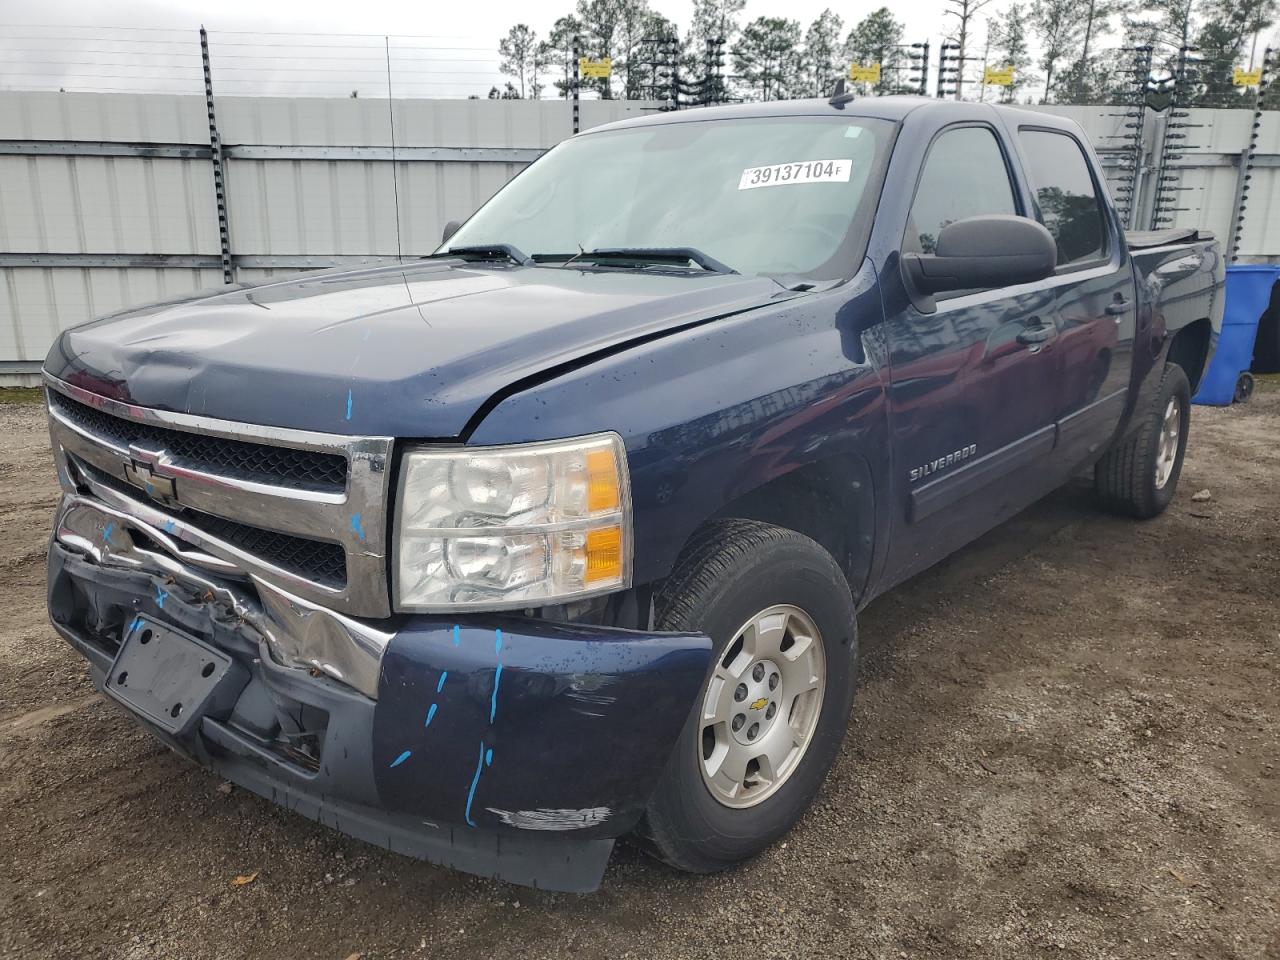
{"left": 199, "top": 26, "right": 234, "bottom": 284}
{"left": 571, "top": 37, "right": 581, "bottom": 135}
{"left": 1228, "top": 47, "right": 1275, "bottom": 262}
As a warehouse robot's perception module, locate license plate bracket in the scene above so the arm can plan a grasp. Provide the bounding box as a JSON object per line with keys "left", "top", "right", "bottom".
{"left": 106, "top": 616, "right": 245, "bottom": 736}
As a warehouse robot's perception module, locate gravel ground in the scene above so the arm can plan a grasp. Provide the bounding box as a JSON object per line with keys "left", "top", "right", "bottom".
{"left": 1, "top": 386, "right": 1277, "bottom": 960}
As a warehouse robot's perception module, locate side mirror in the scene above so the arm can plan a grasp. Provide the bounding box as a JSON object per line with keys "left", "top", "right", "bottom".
{"left": 441, "top": 219, "right": 462, "bottom": 244}
{"left": 904, "top": 215, "right": 1057, "bottom": 295}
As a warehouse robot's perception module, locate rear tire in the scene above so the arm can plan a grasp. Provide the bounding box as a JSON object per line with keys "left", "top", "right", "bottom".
{"left": 1095, "top": 362, "right": 1191, "bottom": 519}
{"left": 635, "top": 519, "right": 857, "bottom": 874}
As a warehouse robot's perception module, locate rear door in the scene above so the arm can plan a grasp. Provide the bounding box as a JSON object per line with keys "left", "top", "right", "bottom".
{"left": 1016, "top": 126, "right": 1138, "bottom": 467}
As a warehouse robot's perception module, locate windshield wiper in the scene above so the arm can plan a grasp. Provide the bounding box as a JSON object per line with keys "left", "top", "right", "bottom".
{"left": 429, "top": 243, "right": 534, "bottom": 267}
{"left": 536, "top": 247, "right": 737, "bottom": 275}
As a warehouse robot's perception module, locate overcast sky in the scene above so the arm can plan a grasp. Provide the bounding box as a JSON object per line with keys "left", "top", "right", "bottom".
{"left": 5, "top": 0, "right": 951, "bottom": 45}
{"left": 1, "top": 0, "right": 972, "bottom": 99}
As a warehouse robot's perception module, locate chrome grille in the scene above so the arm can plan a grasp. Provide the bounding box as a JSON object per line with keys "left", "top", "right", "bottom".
{"left": 75, "top": 458, "right": 349, "bottom": 589}
{"left": 49, "top": 391, "right": 347, "bottom": 491}
{"left": 192, "top": 512, "right": 348, "bottom": 588}
{"left": 44, "top": 375, "right": 395, "bottom": 618}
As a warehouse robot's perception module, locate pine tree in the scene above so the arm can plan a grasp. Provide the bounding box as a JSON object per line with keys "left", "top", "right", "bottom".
{"left": 843, "top": 8, "right": 906, "bottom": 95}
{"left": 1056, "top": 0, "right": 1124, "bottom": 102}
{"left": 499, "top": 24, "right": 539, "bottom": 99}
{"left": 989, "top": 2, "right": 1033, "bottom": 102}
{"left": 734, "top": 17, "right": 804, "bottom": 100}
{"left": 803, "top": 9, "right": 846, "bottom": 97}
{"left": 538, "top": 15, "right": 584, "bottom": 99}
{"left": 1194, "top": 0, "right": 1278, "bottom": 105}
{"left": 1029, "top": 0, "right": 1086, "bottom": 100}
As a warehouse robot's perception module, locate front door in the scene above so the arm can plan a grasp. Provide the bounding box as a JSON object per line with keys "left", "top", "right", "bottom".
{"left": 880, "top": 123, "right": 1062, "bottom": 588}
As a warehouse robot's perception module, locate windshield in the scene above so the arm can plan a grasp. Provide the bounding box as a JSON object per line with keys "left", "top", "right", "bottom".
{"left": 440, "top": 115, "right": 895, "bottom": 281}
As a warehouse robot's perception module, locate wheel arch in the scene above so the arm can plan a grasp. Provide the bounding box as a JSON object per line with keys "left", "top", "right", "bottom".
{"left": 699, "top": 453, "right": 878, "bottom": 606}
{"left": 1167, "top": 317, "right": 1212, "bottom": 394}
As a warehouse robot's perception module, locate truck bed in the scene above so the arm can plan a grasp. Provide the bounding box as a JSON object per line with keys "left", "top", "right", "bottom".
{"left": 1129, "top": 234, "right": 1224, "bottom": 339}
{"left": 1126, "top": 227, "right": 1212, "bottom": 250}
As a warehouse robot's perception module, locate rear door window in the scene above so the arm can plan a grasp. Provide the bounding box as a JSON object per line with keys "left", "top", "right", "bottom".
{"left": 1018, "top": 130, "right": 1108, "bottom": 267}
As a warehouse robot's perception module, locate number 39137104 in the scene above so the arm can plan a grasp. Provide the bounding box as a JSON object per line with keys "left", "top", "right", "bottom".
{"left": 738, "top": 158, "right": 852, "bottom": 190}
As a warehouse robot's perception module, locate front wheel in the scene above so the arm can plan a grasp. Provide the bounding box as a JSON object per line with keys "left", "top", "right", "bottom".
{"left": 635, "top": 520, "right": 858, "bottom": 874}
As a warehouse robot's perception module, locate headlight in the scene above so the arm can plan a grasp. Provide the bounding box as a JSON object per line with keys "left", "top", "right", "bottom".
{"left": 394, "top": 433, "right": 632, "bottom": 611}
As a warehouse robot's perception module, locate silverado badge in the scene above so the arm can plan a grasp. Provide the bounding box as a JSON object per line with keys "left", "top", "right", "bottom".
{"left": 909, "top": 443, "right": 977, "bottom": 483}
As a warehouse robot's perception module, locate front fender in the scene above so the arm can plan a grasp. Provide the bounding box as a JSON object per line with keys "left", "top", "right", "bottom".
{"left": 467, "top": 262, "right": 892, "bottom": 593}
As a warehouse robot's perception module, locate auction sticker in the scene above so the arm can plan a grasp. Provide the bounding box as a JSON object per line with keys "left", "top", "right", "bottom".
{"left": 738, "top": 159, "right": 852, "bottom": 190}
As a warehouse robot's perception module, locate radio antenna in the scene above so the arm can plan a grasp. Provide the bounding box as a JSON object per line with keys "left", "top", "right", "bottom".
{"left": 385, "top": 36, "right": 404, "bottom": 262}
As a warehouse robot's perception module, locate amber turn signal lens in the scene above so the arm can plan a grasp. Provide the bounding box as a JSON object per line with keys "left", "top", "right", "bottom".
{"left": 584, "top": 525, "right": 623, "bottom": 584}
{"left": 586, "top": 448, "right": 621, "bottom": 513}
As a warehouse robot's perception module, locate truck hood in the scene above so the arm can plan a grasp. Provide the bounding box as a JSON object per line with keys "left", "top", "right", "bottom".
{"left": 44, "top": 260, "right": 792, "bottom": 438}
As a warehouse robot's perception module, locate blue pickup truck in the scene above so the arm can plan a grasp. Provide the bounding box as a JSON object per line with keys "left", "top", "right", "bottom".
{"left": 42, "top": 96, "right": 1222, "bottom": 892}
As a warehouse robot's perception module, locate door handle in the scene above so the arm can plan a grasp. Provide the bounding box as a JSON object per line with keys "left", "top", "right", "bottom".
{"left": 1016, "top": 323, "right": 1054, "bottom": 346}
{"left": 1105, "top": 298, "right": 1132, "bottom": 316}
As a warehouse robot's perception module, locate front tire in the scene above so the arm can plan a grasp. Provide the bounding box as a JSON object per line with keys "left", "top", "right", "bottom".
{"left": 635, "top": 520, "right": 858, "bottom": 873}
{"left": 1095, "top": 362, "right": 1191, "bottom": 518}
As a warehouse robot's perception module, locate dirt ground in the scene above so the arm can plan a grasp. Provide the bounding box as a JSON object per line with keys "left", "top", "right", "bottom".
{"left": 0, "top": 385, "right": 1277, "bottom": 960}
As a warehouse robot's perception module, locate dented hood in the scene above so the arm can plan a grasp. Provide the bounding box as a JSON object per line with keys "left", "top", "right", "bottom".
{"left": 44, "top": 260, "right": 788, "bottom": 438}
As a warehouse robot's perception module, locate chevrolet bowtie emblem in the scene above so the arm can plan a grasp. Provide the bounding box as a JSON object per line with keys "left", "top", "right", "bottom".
{"left": 123, "top": 460, "right": 178, "bottom": 503}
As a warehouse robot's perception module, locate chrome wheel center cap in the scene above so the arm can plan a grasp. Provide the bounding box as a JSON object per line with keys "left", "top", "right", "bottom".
{"left": 730, "top": 657, "right": 781, "bottom": 746}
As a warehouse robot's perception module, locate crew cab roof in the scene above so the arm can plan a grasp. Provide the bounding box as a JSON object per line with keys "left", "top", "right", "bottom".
{"left": 586, "top": 96, "right": 1088, "bottom": 138}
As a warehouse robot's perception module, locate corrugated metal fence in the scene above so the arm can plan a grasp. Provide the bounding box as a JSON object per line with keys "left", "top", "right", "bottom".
{"left": 2, "top": 92, "right": 1276, "bottom": 385}
{"left": 0, "top": 92, "right": 656, "bottom": 384}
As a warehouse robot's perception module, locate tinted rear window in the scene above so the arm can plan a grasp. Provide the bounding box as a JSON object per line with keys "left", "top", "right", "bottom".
{"left": 1018, "top": 129, "right": 1108, "bottom": 266}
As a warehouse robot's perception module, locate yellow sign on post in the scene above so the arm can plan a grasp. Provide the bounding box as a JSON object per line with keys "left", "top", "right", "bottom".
{"left": 984, "top": 66, "right": 1015, "bottom": 86}
{"left": 579, "top": 57, "right": 613, "bottom": 79}
{"left": 848, "top": 63, "right": 881, "bottom": 84}
{"left": 1234, "top": 67, "right": 1264, "bottom": 87}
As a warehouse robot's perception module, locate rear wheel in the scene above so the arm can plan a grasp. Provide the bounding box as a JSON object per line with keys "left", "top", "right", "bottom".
{"left": 1235, "top": 371, "right": 1255, "bottom": 404}
{"left": 635, "top": 520, "right": 857, "bottom": 873}
{"left": 1095, "top": 363, "right": 1191, "bottom": 518}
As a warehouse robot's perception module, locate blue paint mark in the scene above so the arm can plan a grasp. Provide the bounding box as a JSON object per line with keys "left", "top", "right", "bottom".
{"left": 144, "top": 482, "right": 155, "bottom": 496}
{"left": 424, "top": 703, "right": 438, "bottom": 728}
{"left": 155, "top": 587, "right": 168, "bottom": 609}
{"left": 102, "top": 523, "right": 114, "bottom": 542}
{"left": 345, "top": 390, "right": 353, "bottom": 421}
{"left": 436, "top": 670, "right": 448, "bottom": 693}
{"left": 464, "top": 741, "right": 489, "bottom": 827}
{"left": 389, "top": 749, "right": 411, "bottom": 768}
{"left": 127, "top": 615, "right": 142, "bottom": 636}
{"left": 489, "top": 627, "right": 504, "bottom": 723}
{"left": 350, "top": 513, "right": 366, "bottom": 541}
{"left": 163, "top": 519, "right": 176, "bottom": 534}
{"left": 452, "top": 624, "right": 460, "bottom": 646}
{"left": 490, "top": 663, "right": 503, "bottom": 723}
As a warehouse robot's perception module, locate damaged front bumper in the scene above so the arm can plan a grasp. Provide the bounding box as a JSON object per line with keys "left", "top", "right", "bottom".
{"left": 48, "top": 495, "right": 710, "bottom": 892}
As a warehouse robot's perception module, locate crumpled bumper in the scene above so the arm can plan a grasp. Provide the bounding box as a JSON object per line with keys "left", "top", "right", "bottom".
{"left": 47, "top": 495, "right": 711, "bottom": 892}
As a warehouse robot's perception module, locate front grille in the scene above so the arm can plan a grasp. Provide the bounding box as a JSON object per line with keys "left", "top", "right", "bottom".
{"left": 75, "top": 458, "right": 348, "bottom": 589}
{"left": 185, "top": 510, "right": 348, "bottom": 588}
{"left": 50, "top": 392, "right": 348, "bottom": 492}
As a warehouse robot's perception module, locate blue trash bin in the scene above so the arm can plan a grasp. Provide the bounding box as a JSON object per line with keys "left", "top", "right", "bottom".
{"left": 1193, "top": 264, "right": 1278, "bottom": 406}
